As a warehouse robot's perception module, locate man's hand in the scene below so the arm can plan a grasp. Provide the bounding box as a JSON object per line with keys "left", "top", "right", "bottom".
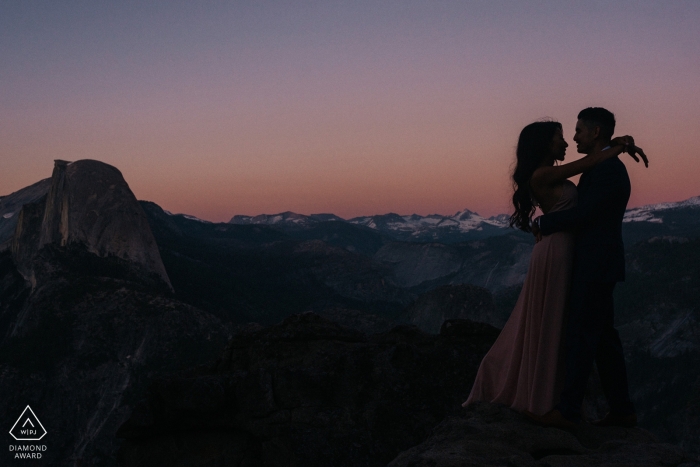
{"left": 532, "top": 217, "right": 543, "bottom": 243}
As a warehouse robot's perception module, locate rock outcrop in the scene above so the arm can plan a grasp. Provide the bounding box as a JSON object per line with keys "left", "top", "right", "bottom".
{"left": 10, "top": 160, "right": 170, "bottom": 289}
{"left": 116, "top": 313, "right": 500, "bottom": 467}
{"left": 390, "top": 403, "right": 698, "bottom": 467}
{"left": 0, "top": 246, "right": 229, "bottom": 466}
{"left": 0, "top": 160, "right": 207, "bottom": 465}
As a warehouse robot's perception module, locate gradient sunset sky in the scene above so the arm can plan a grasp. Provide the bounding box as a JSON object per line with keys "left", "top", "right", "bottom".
{"left": 2, "top": 1, "right": 699, "bottom": 221}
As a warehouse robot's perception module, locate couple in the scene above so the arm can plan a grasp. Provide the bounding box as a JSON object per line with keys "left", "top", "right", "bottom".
{"left": 464, "top": 107, "right": 649, "bottom": 428}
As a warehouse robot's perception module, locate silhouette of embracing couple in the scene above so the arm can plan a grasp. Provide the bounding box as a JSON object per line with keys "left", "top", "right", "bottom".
{"left": 464, "top": 107, "right": 649, "bottom": 429}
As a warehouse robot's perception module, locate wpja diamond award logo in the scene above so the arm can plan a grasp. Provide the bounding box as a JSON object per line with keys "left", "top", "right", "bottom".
{"left": 8, "top": 406, "right": 48, "bottom": 459}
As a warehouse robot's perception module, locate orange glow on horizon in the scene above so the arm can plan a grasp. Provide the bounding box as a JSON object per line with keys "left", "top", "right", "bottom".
{"left": 2, "top": 2, "right": 699, "bottom": 222}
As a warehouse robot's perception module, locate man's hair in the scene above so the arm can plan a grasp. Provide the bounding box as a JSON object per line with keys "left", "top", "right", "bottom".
{"left": 577, "top": 107, "right": 615, "bottom": 141}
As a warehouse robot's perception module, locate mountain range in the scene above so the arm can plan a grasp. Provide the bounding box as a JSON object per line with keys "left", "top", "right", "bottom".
{"left": 6, "top": 177, "right": 698, "bottom": 248}
{"left": 224, "top": 196, "right": 700, "bottom": 244}
{"left": 230, "top": 209, "right": 510, "bottom": 242}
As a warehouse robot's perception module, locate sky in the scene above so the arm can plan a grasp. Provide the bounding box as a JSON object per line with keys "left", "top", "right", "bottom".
{"left": 1, "top": 1, "right": 699, "bottom": 222}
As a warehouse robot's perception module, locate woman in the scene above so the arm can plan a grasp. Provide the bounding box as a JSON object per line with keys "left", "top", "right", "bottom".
{"left": 463, "top": 120, "right": 639, "bottom": 416}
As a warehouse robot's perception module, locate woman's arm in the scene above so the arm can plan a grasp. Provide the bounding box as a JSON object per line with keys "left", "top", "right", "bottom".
{"left": 531, "top": 141, "right": 628, "bottom": 189}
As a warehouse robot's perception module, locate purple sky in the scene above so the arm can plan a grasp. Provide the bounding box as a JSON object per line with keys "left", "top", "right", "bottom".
{"left": 2, "top": 1, "right": 699, "bottom": 221}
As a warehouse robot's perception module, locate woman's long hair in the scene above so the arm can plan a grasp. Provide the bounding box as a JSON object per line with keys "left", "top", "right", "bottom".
{"left": 509, "top": 121, "right": 562, "bottom": 232}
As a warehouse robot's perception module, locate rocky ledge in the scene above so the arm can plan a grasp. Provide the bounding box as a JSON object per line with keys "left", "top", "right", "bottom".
{"left": 392, "top": 402, "right": 698, "bottom": 467}
{"left": 116, "top": 313, "right": 699, "bottom": 467}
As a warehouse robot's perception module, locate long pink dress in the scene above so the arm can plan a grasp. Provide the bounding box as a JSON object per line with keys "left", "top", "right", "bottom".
{"left": 464, "top": 180, "right": 577, "bottom": 416}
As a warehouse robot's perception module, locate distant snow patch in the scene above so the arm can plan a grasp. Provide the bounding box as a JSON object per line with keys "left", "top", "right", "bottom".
{"left": 180, "top": 214, "right": 211, "bottom": 223}
{"left": 623, "top": 195, "right": 700, "bottom": 223}
{"left": 624, "top": 196, "right": 700, "bottom": 223}
{"left": 623, "top": 210, "right": 663, "bottom": 223}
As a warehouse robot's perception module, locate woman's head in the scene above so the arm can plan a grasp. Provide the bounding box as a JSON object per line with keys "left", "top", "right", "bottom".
{"left": 510, "top": 120, "right": 563, "bottom": 232}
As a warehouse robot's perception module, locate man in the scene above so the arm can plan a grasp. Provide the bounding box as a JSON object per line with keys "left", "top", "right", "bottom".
{"left": 531, "top": 107, "right": 648, "bottom": 428}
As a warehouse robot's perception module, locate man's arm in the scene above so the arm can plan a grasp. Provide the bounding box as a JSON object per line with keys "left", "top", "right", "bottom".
{"left": 538, "top": 163, "right": 620, "bottom": 236}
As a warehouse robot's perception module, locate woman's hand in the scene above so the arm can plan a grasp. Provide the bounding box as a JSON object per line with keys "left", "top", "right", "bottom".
{"left": 611, "top": 136, "right": 649, "bottom": 168}
{"left": 611, "top": 135, "right": 635, "bottom": 150}
{"left": 628, "top": 145, "right": 649, "bottom": 167}
{"left": 531, "top": 218, "right": 543, "bottom": 243}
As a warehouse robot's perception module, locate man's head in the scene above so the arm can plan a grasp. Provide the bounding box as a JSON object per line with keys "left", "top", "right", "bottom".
{"left": 574, "top": 107, "right": 615, "bottom": 154}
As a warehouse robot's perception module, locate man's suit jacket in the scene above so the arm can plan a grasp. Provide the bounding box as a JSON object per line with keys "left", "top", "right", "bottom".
{"left": 539, "top": 156, "right": 630, "bottom": 283}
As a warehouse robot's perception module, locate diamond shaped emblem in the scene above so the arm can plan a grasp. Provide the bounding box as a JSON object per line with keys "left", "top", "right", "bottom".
{"left": 9, "top": 406, "right": 47, "bottom": 441}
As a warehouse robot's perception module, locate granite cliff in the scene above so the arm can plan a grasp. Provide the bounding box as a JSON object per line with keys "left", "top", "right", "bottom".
{"left": 0, "top": 177, "right": 52, "bottom": 251}
{"left": 10, "top": 159, "right": 170, "bottom": 289}
{"left": 0, "top": 160, "right": 225, "bottom": 466}
{"left": 0, "top": 247, "right": 229, "bottom": 465}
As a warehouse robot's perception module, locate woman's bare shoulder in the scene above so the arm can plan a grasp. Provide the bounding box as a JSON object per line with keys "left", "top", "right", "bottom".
{"left": 530, "top": 171, "right": 564, "bottom": 212}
